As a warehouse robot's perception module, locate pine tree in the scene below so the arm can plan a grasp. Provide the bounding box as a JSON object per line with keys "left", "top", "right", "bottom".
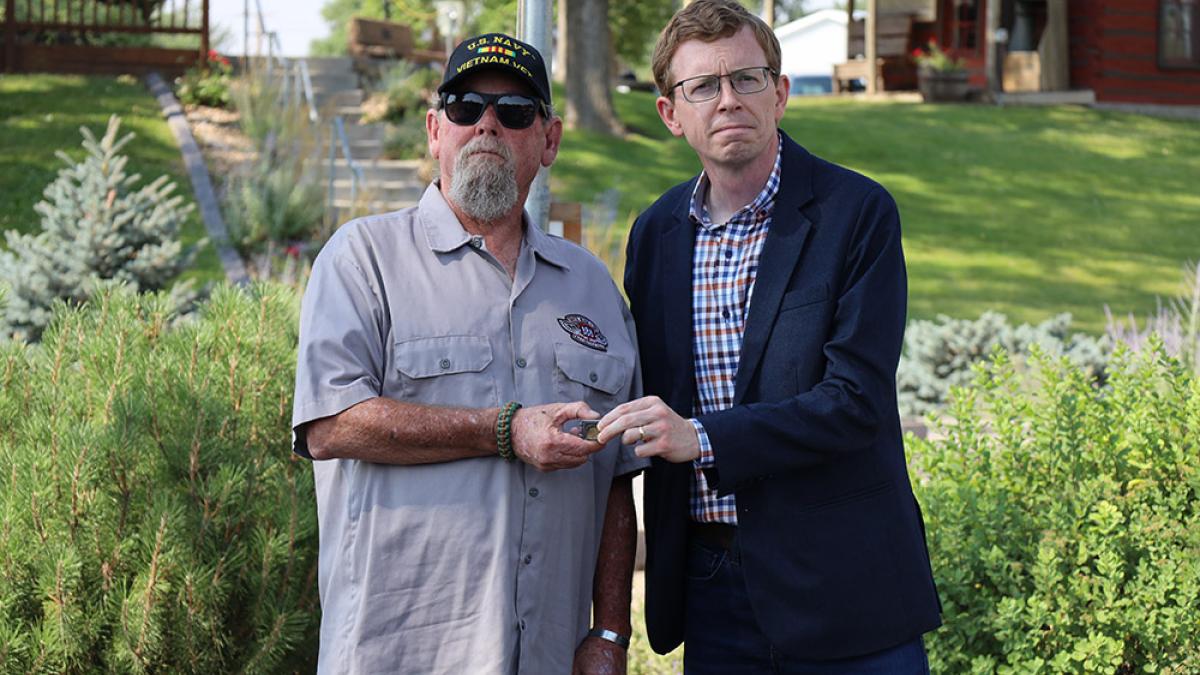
{"left": 0, "top": 115, "right": 200, "bottom": 342}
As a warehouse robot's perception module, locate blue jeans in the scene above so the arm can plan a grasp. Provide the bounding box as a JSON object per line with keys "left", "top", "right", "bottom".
{"left": 682, "top": 540, "right": 930, "bottom": 674}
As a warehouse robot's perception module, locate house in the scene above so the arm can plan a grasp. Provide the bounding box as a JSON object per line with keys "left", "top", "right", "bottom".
{"left": 857, "top": 0, "right": 1200, "bottom": 105}
{"left": 775, "top": 9, "right": 854, "bottom": 93}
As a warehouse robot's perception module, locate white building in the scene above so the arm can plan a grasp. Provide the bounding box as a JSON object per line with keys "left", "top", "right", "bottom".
{"left": 774, "top": 8, "right": 851, "bottom": 93}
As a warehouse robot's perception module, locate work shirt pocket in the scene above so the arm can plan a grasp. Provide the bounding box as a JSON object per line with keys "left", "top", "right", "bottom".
{"left": 552, "top": 342, "right": 630, "bottom": 413}
{"left": 394, "top": 335, "right": 498, "bottom": 407}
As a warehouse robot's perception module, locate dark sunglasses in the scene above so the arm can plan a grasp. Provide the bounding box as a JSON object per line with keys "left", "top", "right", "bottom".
{"left": 439, "top": 91, "right": 548, "bottom": 130}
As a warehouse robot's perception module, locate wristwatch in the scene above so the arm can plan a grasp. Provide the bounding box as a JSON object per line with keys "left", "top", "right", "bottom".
{"left": 587, "top": 627, "right": 631, "bottom": 649}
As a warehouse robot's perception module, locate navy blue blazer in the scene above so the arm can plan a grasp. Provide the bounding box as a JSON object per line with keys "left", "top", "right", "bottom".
{"left": 626, "top": 132, "right": 941, "bottom": 660}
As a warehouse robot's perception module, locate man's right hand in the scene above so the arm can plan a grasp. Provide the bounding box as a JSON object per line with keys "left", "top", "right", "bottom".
{"left": 512, "top": 401, "right": 605, "bottom": 471}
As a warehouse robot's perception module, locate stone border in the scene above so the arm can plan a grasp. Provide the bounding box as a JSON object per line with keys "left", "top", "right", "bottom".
{"left": 145, "top": 71, "right": 250, "bottom": 286}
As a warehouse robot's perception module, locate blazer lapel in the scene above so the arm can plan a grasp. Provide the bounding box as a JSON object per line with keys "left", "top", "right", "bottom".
{"left": 733, "top": 136, "right": 815, "bottom": 404}
{"left": 661, "top": 182, "right": 698, "bottom": 413}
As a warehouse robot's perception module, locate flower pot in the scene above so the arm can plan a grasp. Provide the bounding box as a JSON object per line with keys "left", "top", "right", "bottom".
{"left": 918, "top": 68, "right": 970, "bottom": 102}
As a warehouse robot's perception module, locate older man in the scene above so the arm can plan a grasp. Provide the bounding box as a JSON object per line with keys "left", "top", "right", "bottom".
{"left": 597, "top": 1, "right": 941, "bottom": 672}
{"left": 292, "top": 33, "right": 645, "bottom": 674}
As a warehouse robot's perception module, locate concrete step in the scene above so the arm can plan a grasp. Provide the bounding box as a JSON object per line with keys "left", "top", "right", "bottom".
{"left": 318, "top": 158, "right": 425, "bottom": 183}
{"left": 332, "top": 179, "right": 425, "bottom": 203}
{"left": 308, "top": 74, "right": 361, "bottom": 94}
{"left": 313, "top": 89, "right": 365, "bottom": 108}
{"left": 301, "top": 57, "right": 356, "bottom": 75}
{"left": 330, "top": 198, "right": 419, "bottom": 214}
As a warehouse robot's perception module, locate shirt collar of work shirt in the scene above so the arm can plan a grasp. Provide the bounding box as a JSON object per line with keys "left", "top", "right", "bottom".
{"left": 419, "top": 181, "right": 572, "bottom": 272}
{"left": 688, "top": 130, "right": 784, "bottom": 234}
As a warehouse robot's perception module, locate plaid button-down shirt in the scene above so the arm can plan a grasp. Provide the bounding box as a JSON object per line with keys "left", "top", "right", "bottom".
{"left": 687, "top": 134, "right": 783, "bottom": 524}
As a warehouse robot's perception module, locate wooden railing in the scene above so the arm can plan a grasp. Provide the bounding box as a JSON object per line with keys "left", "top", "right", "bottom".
{"left": 3, "top": 0, "right": 209, "bottom": 75}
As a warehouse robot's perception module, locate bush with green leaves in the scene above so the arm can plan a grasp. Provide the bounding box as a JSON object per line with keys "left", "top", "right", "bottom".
{"left": 176, "top": 50, "right": 234, "bottom": 108}
{"left": 0, "top": 115, "right": 199, "bottom": 343}
{"left": 0, "top": 284, "right": 318, "bottom": 673}
{"left": 910, "top": 344, "right": 1200, "bottom": 673}
{"left": 898, "top": 312, "right": 1110, "bottom": 417}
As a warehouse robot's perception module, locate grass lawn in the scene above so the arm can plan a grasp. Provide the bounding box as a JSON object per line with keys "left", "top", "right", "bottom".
{"left": 0, "top": 73, "right": 223, "bottom": 287}
{"left": 553, "top": 91, "right": 1200, "bottom": 333}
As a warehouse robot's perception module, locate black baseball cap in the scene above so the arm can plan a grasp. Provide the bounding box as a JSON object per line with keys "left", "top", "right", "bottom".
{"left": 438, "top": 33, "right": 552, "bottom": 105}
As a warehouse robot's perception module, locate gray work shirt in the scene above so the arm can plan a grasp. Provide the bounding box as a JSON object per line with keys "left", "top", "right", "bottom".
{"left": 292, "top": 184, "right": 647, "bottom": 675}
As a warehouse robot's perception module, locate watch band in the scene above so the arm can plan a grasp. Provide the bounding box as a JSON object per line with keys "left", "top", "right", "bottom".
{"left": 586, "top": 627, "right": 631, "bottom": 649}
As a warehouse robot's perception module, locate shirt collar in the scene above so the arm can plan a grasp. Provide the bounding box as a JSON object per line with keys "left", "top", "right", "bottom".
{"left": 418, "top": 182, "right": 570, "bottom": 270}
{"left": 688, "top": 130, "right": 784, "bottom": 231}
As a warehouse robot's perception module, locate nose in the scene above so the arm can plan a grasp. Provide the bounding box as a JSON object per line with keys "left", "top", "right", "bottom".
{"left": 715, "top": 75, "right": 744, "bottom": 112}
{"left": 474, "top": 103, "right": 502, "bottom": 136}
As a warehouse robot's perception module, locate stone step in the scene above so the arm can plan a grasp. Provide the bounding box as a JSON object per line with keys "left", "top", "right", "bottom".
{"left": 313, "top": 89, "right": 365, "bottom": 108}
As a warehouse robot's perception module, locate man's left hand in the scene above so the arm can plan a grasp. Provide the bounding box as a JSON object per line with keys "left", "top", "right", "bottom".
{"left": 572, "top": 636, "right": 626, "bottom": 675}
{"left": 595, "top": 396, "right": 700, "bottom": 463}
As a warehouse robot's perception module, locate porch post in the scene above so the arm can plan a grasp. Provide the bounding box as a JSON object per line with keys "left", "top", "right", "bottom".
{"left": 201, "top": 0, "right": 210, "bottom": 67}
{"left": 985, "top": 0, "right": 1000, "bottom": 93}
{"left": 4, "top": 0, "right": 16, "bottom": 73}
{"left": 865, "top": 0, "right": 877, "bottom": 93}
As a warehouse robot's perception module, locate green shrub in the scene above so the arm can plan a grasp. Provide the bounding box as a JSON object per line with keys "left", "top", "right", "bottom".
{"left": 175, "top": 50, "right": 233, "bottom": 108}
{"left": 898, "top": 312, "right": 1110, "bottom": 417}
{"left": 0, "top": 284, "right": 318, "bottom": 673}
{"left": 910, "top": 344, "right": 1200, "bottom": 673}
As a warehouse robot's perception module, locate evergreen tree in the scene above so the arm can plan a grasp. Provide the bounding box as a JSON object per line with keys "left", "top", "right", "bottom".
{"left": 0, "top": 284, "right": 318, "bottom": 673}
{"left": 0, "top": 115, "right": 199, "bottom": 343}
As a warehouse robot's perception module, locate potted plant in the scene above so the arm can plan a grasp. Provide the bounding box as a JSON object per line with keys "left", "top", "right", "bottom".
{"left": 912, "top": 40, "right": 969, "bottom": 102}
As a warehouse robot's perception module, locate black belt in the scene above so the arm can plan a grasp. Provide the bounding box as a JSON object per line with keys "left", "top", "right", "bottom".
{"left": 689, "top": 521, "right": 738, "bottom": 551}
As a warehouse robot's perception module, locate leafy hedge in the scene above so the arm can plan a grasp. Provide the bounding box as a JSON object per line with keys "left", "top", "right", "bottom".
{"left": 910, "top": 344, "right": 1200, "bottom": 673}
{"left": 0, "top": 284, "right": 317, "bottom": 673}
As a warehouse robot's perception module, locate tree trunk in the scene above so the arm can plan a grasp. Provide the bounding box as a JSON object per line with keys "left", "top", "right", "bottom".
{"left": 565, "top": 0, "right": 622, "bottom": 135}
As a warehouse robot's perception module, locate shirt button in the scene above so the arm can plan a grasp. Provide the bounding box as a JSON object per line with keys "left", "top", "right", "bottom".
{"left": 722, "top": 309, "right": 731, "bottom": 320}
{"left": 724, "top": 249, "right": 733, "bottom": 259}
{"left": 470, "top": 235, "right": 484, "bottom": 248}
{"left": 528, "top": 487, "right": 539, "bottom": 497}
{"left": 439, "top": 358, "right": 451, "bottom": 369}
{"left": 516, "top": 357, "right": 527, "bottom": 368}
{"left": 524, "top": 554, "right": 533, "bottom": 565}
{"left": 589, "top": 372, "right": 598, "bottom": 383}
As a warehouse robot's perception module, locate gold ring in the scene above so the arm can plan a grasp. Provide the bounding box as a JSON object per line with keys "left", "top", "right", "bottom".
{"left": 638, "top": 426, "right": 646, "bottom": 442}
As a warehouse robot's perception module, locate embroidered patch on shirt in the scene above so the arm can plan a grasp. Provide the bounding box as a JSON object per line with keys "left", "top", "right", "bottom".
{"left": 557, "top": 314, "right": 609, "bottom": 352}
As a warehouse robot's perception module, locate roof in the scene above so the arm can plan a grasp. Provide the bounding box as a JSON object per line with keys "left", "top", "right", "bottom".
{"left": 774, "top": 9, "right": 849, "bottom": 41}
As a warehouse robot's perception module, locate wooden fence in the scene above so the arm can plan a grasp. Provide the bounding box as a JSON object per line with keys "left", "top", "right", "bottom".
{"left": 2, "top": 0, "right": 209, "bottom": 76}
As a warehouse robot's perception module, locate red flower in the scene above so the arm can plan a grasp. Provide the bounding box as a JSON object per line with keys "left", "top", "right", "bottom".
{"left": 285, "top": 245, "right": 302, "bottom": 258}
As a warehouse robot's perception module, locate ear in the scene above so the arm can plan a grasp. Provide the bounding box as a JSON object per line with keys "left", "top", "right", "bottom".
{"left": 773, "top": 74, "right": 790, "bottom": 124}
{"left": 656, "top": 95, "right": 685, "bottom": 138}
{"left": 541, "top": 115, "right": 564, "bottom": 168}
{"left": 426, "top": 108, "right": 441, "bottom": 159}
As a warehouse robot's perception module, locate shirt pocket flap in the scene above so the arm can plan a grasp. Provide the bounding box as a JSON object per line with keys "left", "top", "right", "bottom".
{"left": 395, "top": 336, "right": 493, "bottom": 379}
{"left": 553, "top": 342, "right": 628, "bottom": 396}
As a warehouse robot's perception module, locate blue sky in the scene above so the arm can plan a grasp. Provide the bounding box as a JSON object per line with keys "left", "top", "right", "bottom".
{"left": 210, "top": 0, "right": 330, "bottom": 57}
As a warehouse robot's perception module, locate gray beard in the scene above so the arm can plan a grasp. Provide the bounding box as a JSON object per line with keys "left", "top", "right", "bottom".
{"left": 448, "top": 137, "right": 519, "bottom": 222}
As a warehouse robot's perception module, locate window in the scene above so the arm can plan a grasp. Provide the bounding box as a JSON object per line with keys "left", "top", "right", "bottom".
{"left": 1160, "top": 0, "right": 1200, "bottom": 68}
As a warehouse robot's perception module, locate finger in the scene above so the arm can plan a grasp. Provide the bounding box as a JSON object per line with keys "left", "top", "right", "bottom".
{"left": 597, "top": 396, "right": 658, "bottom": 429}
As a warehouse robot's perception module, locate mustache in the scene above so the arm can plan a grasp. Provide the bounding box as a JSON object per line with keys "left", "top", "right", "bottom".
{"left": 459, "top": 137, "right": 514, "bottom": 163}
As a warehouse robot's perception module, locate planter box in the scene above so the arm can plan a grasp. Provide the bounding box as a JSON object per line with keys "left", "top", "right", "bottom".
{"left": 918, "top": 68, "right": 969, "bottom": 102}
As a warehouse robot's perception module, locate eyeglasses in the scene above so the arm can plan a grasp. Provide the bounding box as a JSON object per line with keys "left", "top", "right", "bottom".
{"left": 439, "top": 91, "right": 548, "bottom": 130}
{"left": 669, "top": 66, "right": 777, "bottom": 103}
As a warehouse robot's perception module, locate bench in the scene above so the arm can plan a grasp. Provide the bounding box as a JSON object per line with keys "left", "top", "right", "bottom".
{"left": 348, "top": 17, "right": 445, "bottom": 80}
